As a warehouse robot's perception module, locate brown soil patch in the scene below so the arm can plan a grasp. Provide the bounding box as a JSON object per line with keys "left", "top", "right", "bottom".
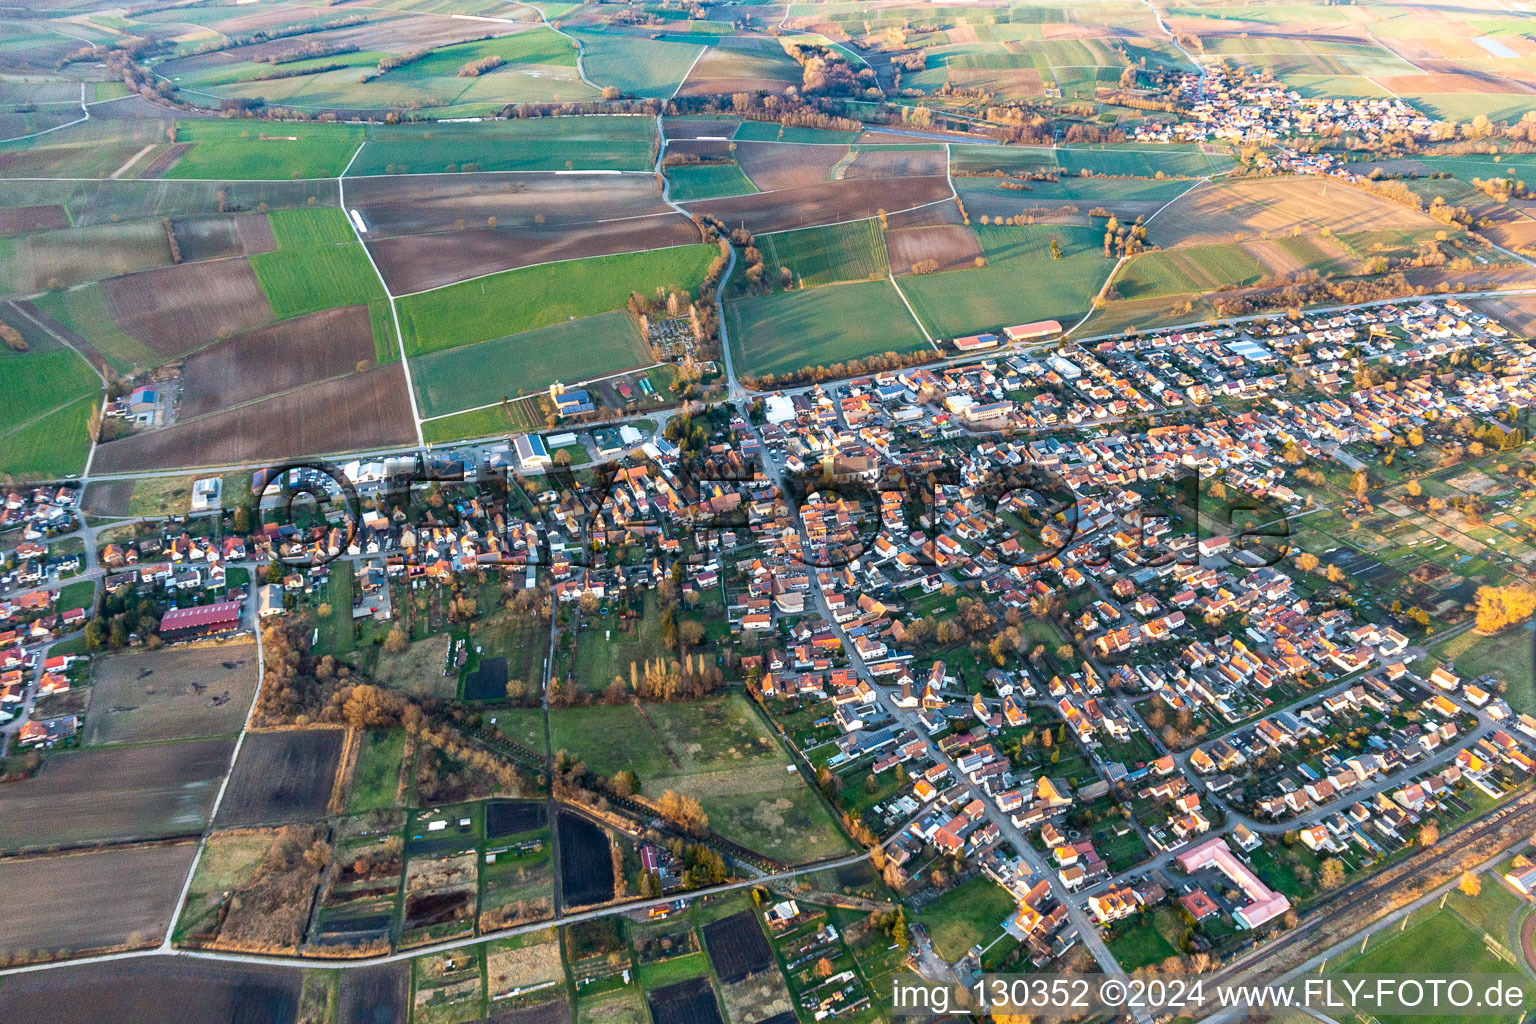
{"left": 139, "top": 143, "right": 191, "bottom": 179}
{"left": 1149, "top": 177, "right": 1439, "bottom": 248}
{"left": 886, "top": 224, "right": 984, "bottom": 274}
{"left": 1483, "top": 218, "right": 1536, "bottom": 252}
{"left": 235, "top": 212, "right": 276, "bottom": 253}
{"left": 843, "top": 147, "right": 948, "bottom": 179}
{"left": 101, "top": 257, "right": 272, "bottom": 357}
{"left": 946, "top": 23, "right": 979, "bottom": 44}
{"left": 0, "top": 843, "right": 199, "bottom": 957}
{"left": 83, "top": 479, "right": 134, "bottom": 516}
{"left": 84, "top": 641, "right": 259, "bottom": 745}
{"left": 179, "top": 304, "right": 374, "bottom": 418}
{"left": 1470, "top": 291, "right": 1536, "bottom": 334}
{"left": 368, "top": 213, "right": 699, "bottom": 294}
{"left": 91, "top": 363, "right": 415, "bottom": 471}
{"left": 171, "top": 216, "right": 243, "bottom": 262}
{"left": 1043, "top": 23, "right": 1112, "bottom": 39}
{"left": 0, "top": 958, "right": 302, "bottom": 1024}
{"left": 12, "top": 298, "right": 109, "bottom": 371}
{"left": 0, "top": 204, "right": 67, "bottom": 235}
{"left": 734, "top": 139, "right": 847, "bottom": 190}
{"left": 662, "top": 116, "right": 742, "bottom": 139}
{"left": 886, "top": 197, "right": 965, "bottom": 229}
{"left": 685, "top": 175, "right": 952, "bottom": 233}
{"left": 348, "top": 172, "right": 677, "bottom": 237}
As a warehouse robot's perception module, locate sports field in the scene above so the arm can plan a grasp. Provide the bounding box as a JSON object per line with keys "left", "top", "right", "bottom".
{"left": 728, "top": 278, "right": 931, "bottom": 379}
{"left": 412, "top": 310, "right": 649, "bottom": 416}
{"left": 396, "top": 244, "right": 717, "bottom": 356}
{"left": 757, "top": 218, "right": 890, "bottom": 288}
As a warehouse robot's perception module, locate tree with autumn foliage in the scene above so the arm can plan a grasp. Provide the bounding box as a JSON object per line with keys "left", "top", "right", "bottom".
{"left": 1475, "top": 583, "right": 1536, "bottom": 634}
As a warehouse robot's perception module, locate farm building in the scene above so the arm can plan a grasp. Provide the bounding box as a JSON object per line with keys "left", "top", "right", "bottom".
{"left": 159, "top": 601, "right": 243, "bottom": 641}
{"left": 953, "top": 333, "right": 1000, "bottom": 352}
{"left": 1004, "top": 320, "right": 1062, "bottom": 342}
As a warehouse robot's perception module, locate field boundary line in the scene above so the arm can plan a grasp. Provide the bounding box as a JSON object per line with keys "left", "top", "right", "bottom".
{"left": 418, "top": 361, "right": 668, "bottom": 421}
{"left": 887, "top": 273, "right": 937, "bottom": 349}
{"left": 671, "top": 44, "right": 710, "bottom": 99}
{"left": 0, "top": 81, "right": 88, "bottom": 144}
{"left": 338, "top": 139, "right": 425, "bottom": 449}
{"left": 749, "top": 195, "right": 954, "bottom": 241}
{"left": 516, "top": 2, "right": 598, "bottom": 90}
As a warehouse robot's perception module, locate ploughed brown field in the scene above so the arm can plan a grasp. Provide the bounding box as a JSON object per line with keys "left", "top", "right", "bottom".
{"left": 92, "top": 363, "right": 415, "bottom": 471}
{"left": 842, "top": 147, "right": 947, "bottom": 179}
{"left": 666, "top": 138, "right": 735, "bottom": 161}
{"left": 662, "top": 116, "right": 743, "bottom": 139}
{"left": 101, "top": 257, "right": 273, "bottom": 357}
{"left": 0, "top": 204, "right": 67, "bottom": 235}
{"left": 885, "top": 198, "right": 965, "bottom": 229}
{"left": 1148, "top": 177, "right": 1441, "bottom": 248}
{"left": 179, "top": 305, "right": 376, "bottom": 419}
{"left": 170, "top": 213, "right": 277, "bottom": 262}
{"left": 885, "top": 224, "right": 984, "bottom": 274}
{"left": 0, "top": 956, "right": 302, "bottom": 1024}
{"left": 733, "top": 140, "right": 848, "bottom": 190}
{"left": 684, "top": 175, "right": 952, "bottom": 234}
{"left": 0, "top": 842, "right": 199, "bottom": 957}
{"left": 0, "top": 738, "right": 234, "bottom": 853}
{"left": 350, "top": 172, "right": 702, "bottom": 292}
{"left": 214, "top": 728, "right": 346, "bottom": 827}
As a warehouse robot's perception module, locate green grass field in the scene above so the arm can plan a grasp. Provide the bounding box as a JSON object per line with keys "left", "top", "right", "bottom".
{"left": 411, "top": 310, "right": 648, "bottom": 416}
{"left": 732, "top": 120, "right": 860, "bottom": 144}
{"left": 974, "top": 223, "right": 1102, "bottom": 264}
{"left": 0, "top": 342, "right": 99, "bottom": 438}
{"left": 1327, "top": 908, "right": 1531, "bottom": 1024}
{"left": 1114, "top": 243, "right": 1268, "bottom": 300}
{"left": 419, "top": 394, "right": 552, "bottom": 444}
{"left": 569, "top": 30, "right": 706, "bottom": 98}
{"left": 347, "top": 117, "right": 655, "bottom": 175}
{"left": 1435, "top": 627, "right": 1536, "bottom": 715}
{"left": 268, "top": 207, "right": 355, "bottom": 248}
{"left": 757, "top": 218, "right": 890, "bottom": 288}
{"left": 250, "top": 243, "right": 387, "bottom": 320}
{"left": 666, "top": 163, "right": 758, "bottom": 201}
{"left": 347, "top": 728, "right": 405, "bottom": 813}
{"left": 0, "top": 393, "right": 93, "bottom": 479}
{"left": 917, "top": 876, "right": 1016, "bottom": 961}
{"left": 550, "top": 696, "right": 848, "bottom": 862}
{"left": 164, "top": 120, "right": 363, "bottom": 179}
{"left": 30, "top": 283, "right": 160, "bottom": 374}
{"left": 900, "top": 253, "right": 1111, "bottom": 338}
{"left": 1056, "top": 144, "right": 1233, "bottom": 178}
{"left": 728, "top": 278, "right": 931, "bottom": 379}
{"left": 397, "top": 244, "right": 716, "bottom": 356}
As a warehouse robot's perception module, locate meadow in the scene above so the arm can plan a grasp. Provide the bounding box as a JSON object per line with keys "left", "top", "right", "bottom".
{"left": 666, "top": 163, "right": 758, "bottom": 201}
{"left": 0, "top": 392, "right": 94, "bottom": 479}
{"left": 728, "top": 278, "right": 932, "bottom": 379}
{"left": 396, "top": 244, "right": 717, "bottom": 356}
{"left": 756, "top": 218, "right": 890, "bottom": 288}
{"left": 900, "top": 253, "right": 1111, "bottom": 338}
{"left": 1113, "top": 243, "right": 1269, "bottom": 300}
{"left": 567, "top": 30, "right": 705, "bottom": 98}
{"left": 347, "top": 116, "right": 656, "bottom": 175}
{"left": 420, "top": 394, "right": 552, "bottom": 444}
{"left": 29, "top": 284, "right": 159, "bottom": 374}
{"left": 163, "top": 121, "right": 364, "bottom": 180}
{"left": 0, "top": 337, "right": 99, "bottom": 439}
{"left": 411, "top": 310, "right": 649, "bottom": 415}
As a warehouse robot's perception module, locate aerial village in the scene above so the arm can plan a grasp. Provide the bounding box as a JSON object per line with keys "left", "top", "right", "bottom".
{"left": 8, "top": 291, "right": 1536, "bottom": 976}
